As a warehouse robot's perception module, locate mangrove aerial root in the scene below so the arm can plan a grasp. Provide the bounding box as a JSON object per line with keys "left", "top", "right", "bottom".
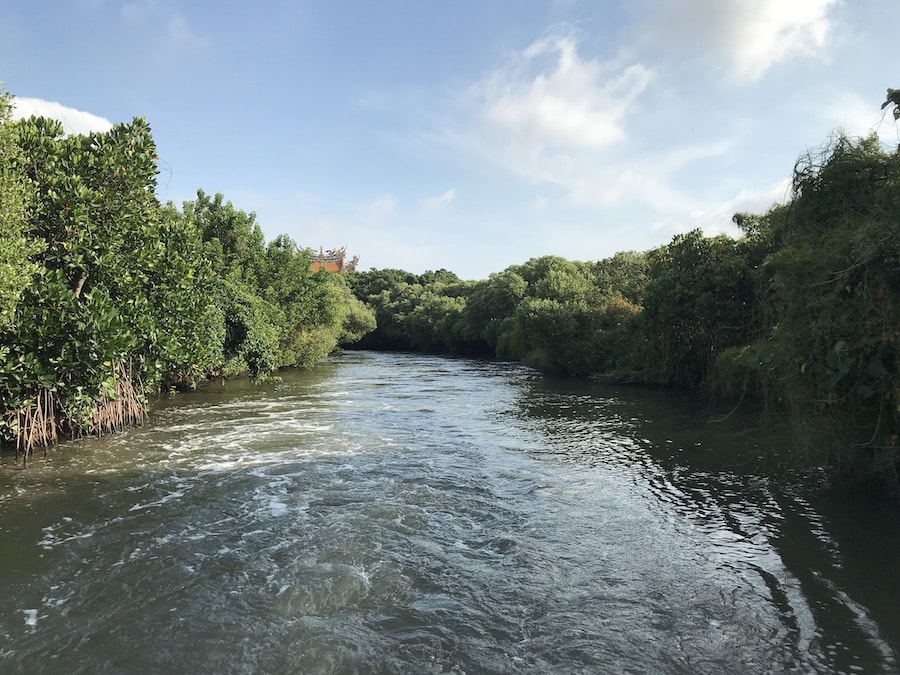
{"left": 9, "top": 388, "right": 58, "bottom": 467}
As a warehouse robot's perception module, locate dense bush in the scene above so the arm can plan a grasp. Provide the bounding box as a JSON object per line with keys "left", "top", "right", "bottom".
{"left": 0, "top": 91, "right": 374, "bottom": 456}
{"left": 350, "top": 254, "right": 648, "bottom": 376}
{"left": 733, "top": 135, "right": 900, "bottom": 468}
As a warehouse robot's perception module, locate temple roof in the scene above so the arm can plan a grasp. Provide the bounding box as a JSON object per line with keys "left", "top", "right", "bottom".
{"left": 306, "top": 246, "right": 359, "bottom": 273}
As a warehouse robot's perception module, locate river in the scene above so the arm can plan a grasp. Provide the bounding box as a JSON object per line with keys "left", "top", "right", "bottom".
{"left": 1, "top": 351, "right": 898, "bottom": 674}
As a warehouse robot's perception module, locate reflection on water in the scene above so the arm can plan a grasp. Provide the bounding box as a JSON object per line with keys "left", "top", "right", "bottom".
{"left": 517, "top": 375, "right": 900, "bottom": 673}
{"left": 1, "top": 351, "right": 898, "bottom": 674}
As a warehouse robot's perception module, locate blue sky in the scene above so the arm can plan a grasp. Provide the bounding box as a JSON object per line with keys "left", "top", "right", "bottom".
{"left": 3, "top": 1, "right": 898, "bottom": 279}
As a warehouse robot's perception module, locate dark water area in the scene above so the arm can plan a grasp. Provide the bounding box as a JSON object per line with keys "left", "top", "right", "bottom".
{"left": 1, "top": 351, "right": 898, "bottom": 673}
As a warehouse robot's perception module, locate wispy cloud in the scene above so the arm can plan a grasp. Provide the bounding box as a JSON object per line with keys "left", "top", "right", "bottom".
{"left": 166, "top": 13, "right": 209, "bottom": 51}
{"left": 817, "top": 89, "right": 900, "bottom": 145}
{"left": 634, "top": 0, "right": 836, "bottom": 82}
{"left": 445, "top": 24, "right": 803, "bottom": 250}
{"left": 419, "top": 189, "right": 456, "bottom": 212}
{"left": 466, "top": 32, "right": 647, "bottom": 193}
{"left": 10, "top": 97, "right": 113, "bottom": 135}
{"left": 472, "top": 34, "right": 654, "bottom": 152}
{"left": 121, "top": 2, "right": 208, "bottom": 53}
{"left": 462, "top": 31, "right": 728, "bottom": 213}
{"left": 121, "top": 0, "right": 157, "bottom": 26}
{"left": 358, "top": 194, "right": 398, "bottom": 219}
{"left": 653, "top": 178, "right": 792, "bottom": 239}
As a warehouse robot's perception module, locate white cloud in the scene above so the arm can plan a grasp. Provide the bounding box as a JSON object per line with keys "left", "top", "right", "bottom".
{"left": 686, "top": 178, "right": 791, "bottom": 238}
{"left": 122, "top": 3, "right": 208, "bottom": 53}
{"left": 166, "top": 13, "right": 209, "bottom": 50}
{"left": 10, "top": 97, "right": 113, "bottom": 135}
{"left": 466, "top": 33, "right": 657, "bottom": 202}
{"left": 634, "top": 0, "right": 836, "bottom": 81}
{"left": 817, "top": 89, "right": 900, "bottom": 146}
{"left": 358, "top": 194, "right": 397, "bottom": 219}
{"left": 419, "top": 189, "right": 456, "bottom": 212}
{"left": 121, "top": 0, "right": 156, "bottom": 26}
{"left": 473, "top": 34, "right": 654, "bottom": 152}
{"left": 464, "top": 32, "right": 739, "bottom": 214}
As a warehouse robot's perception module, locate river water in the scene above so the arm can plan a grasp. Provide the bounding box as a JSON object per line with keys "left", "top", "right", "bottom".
{"left": 1, "top": 351, "right": 898, "bottom": 674}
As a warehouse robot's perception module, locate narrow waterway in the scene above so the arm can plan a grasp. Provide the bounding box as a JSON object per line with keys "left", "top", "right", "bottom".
{"left": 1, "top": 351, "right": 898, "bottom": 673}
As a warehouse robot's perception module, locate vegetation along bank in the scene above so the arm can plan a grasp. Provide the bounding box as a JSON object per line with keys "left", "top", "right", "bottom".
{"left": 346, "top": 92, "right": 900, "bottom": 484}
{"left": 1, "top": 87, "right": 898, "bottom": 485}
{"left": 0, "top": 88, "right": 375, "bottom": 462}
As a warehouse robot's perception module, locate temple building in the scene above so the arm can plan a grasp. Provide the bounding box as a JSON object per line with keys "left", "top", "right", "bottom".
{"left": 307, "top": 246, "right": 359, "bottom": 273}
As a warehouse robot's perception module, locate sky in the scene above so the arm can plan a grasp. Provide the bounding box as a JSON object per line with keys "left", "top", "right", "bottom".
{"left": 2, "top": 1, "right": 898, "bottom": 280}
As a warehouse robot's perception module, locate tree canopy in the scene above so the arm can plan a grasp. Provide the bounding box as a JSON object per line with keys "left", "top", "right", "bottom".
{"left": 0, "top": 89, "right": 374, "bottom": 457}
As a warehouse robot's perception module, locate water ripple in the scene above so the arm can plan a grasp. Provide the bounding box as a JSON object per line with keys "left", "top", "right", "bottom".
{"left": 0, "top": 352, "right": 897, "bottom": 674}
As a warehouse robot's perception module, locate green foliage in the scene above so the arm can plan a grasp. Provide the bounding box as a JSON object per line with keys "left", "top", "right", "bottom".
{"left": 184, "top": 193, "right": 375, "bottom": 376}
{"left": 185, "top": 189, "right": 266, "bottom": 284}
{"left": 352, "top": 254, "right": 648, "bottom": 376}
{"left": 335, "top": 281, "right": 377, "bottom": 344}
{"left": 642, "top": 231, "right": 759, "bottom": 388}
{"left": 757, "top": 134, "right": 899, "bottom": 459}
{"left": 347, "top": 267, "right": 418, "bottom": 300}
{"left": 457, "top": 270, "right": 528, "bottom": 348}
{"left": 491, "top": 256, "right": 647, "bottom": 376}
{"left": 0, "top": 90, "right": 373, "bottom": 451}
{"left": 495, "top": 257, "right": 601, "bottom": 374}
{"left": 0, "top": 90, "right": 42, "bottom": 327}
{"left": 0, "top": 112, "right": 230, "bottom": 445}
{"left": 150, "top": 203, "right": 226, "bottom": 387}
{"left": 218, "top": 277, "right": 282, "bottom": 378}
{"left": 592, "top": 251, "right": 648, "bottom": 306}
{"left": 348, "top": 269, "right": 472, "bottom": 352}
{"left": 882, "top": 88, "right": 900, "bottom": 121}
{"left": 404, "top": 292, "right": 467, "bottom": 352}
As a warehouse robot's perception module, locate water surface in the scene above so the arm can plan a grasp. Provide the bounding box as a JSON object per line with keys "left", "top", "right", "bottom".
{"left": 1, "top": 351, "right": 898, "bottom": 673}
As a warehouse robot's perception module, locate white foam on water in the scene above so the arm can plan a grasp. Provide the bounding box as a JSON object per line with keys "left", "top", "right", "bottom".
{"left": 22, "top": 609, "right": 37, "bottom": 627}
{"left": 42, "top": 595, "right": 67, "bottom": 609}
{"left": 192, "top": 453, "right": 286, "bottom": 473}
{"left": 38, "top": 528, "right": 94, "bottom": 550}
{"left": 129, "top": 490, "right": 185, "bottom": 512}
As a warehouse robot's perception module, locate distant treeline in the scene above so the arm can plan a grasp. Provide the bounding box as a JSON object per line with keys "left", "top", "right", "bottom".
{"left": 0, "top": 90, "right": 375, "bottom": 459}
{"left": 348, "top": 133, "right": 899, "bottom": 482}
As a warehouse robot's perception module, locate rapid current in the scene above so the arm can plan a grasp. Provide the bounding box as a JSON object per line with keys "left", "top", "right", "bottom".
{"left": 1, "top": 351, "right": 898, "bottom": 673}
